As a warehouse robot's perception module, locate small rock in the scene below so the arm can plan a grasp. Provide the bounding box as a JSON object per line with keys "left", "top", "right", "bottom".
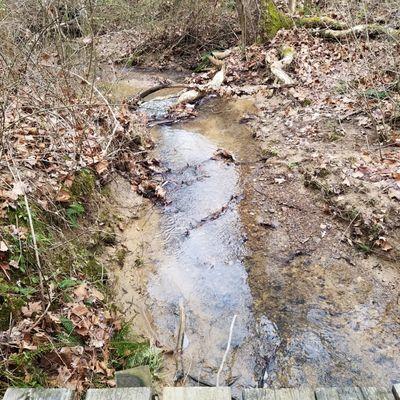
{"left": 115, "top": 366, "right": 152, "bottom": 388}
{"left": 256, "top": 216, "right": 279, "bottom": 229}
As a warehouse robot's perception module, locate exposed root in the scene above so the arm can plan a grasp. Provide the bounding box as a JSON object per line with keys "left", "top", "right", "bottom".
{"left": 296, "top": 16, "right": 399, "bottom": 40}
{"left": 268, "top": 45, "right": 295, "bottom": 85}
{"left": 319, "top": 24, "right": 400, "bottom": 40}
{"left": 297, "top": 16, "right": 349, "bottom": 30}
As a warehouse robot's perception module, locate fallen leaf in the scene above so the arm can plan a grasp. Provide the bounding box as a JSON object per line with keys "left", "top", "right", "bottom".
{"left": 21, "top": 301, "right": 42, "bottom": 317}
{"left": 212, "top": 148, "right": 236, "bottom": 162}
{"left": 71, "top": 303, "right": 89, "bottom": 316}
{"left": 91, "top": 287, "right": 105, "bottom": 301}
{"left": 274, "top": 177, "right": 286, "bottom": 184}
{"left": 388, "top": 188, "right": 400, "bottom": 201}
{"left": 11, "top": 181, "right": 28, "bottom": 199}
{"left": 73, "top": 283, "right": 89, "bottom": 300}
{"left": 95, "top": 160, "right": 109, "bottom": 175}
{"left": 56, "top": 189, "right": 71, "bottom": 203}
{"left": 0, "top": 241, "right": 8, "bottom": 252}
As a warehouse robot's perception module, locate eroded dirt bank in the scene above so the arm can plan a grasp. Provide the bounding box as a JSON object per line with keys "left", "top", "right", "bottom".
{"left": 105, "top": 70, "right": 400, "bottom": 396}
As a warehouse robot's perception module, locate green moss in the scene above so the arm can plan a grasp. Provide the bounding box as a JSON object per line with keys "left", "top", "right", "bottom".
{"left": 261, "top": 0, "right": 293, "bottom": 40}
{"left": 71, "top": 169, "right": 96, "bottom": 200}
{"left": 297, "top": 16, "right": 343, "bottom": 29}
{"left": 114, "top": 248, "right": 128, "bottom": 267}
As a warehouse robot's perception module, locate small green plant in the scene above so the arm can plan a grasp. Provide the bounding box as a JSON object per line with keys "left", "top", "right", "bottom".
{"left": 110, "top": 325, "right": 162, "bottom": 376}
{"left": 301, "top": 98, "right": 312, "bottom": 106}
{"left": 356, "top": 242, "right": 372, "bottom": 254}
{"left": 334, "top": 80, "right": 350, "bottom": 95}
{"left": 364, "top": 88, "right": 389, "bottom": 100}
{"left": 70, "top": 169, "right": 96, "bottom": 200}
{"left": 194, "top": 52, "right": 211, "bottom": 72}
{"left": 58, "top": 278, "right": 80, "bottom": 290}
{"left": 66, "top": 202, "right": 85, "bottom": 228}
{"left": 134, "top": 257, "right": 144, "bottom": 268}
{"left": 302, "top": 0, "right": 321, "bottom": 16}
{"left": 287, "top": 161, "right": 299, "bottom": 170}
{"left": 260, "top": 147, "right": 279, "bottom": 159}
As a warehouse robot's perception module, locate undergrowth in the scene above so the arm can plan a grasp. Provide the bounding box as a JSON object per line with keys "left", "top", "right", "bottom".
{"left": 0, "top": 169, "right": 159, "bottom": 392}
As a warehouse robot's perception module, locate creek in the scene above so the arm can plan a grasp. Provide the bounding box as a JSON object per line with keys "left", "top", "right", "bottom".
{"left": 107, "top": 68, "right": 400, "bottom": 396}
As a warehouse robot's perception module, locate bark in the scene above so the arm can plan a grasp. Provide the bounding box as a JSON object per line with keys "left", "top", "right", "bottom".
{"left": 235, "top": 0, "right": 260, "bottom": 45}
{"left": 288, "top": 0, "right": 296, "bottom": 14}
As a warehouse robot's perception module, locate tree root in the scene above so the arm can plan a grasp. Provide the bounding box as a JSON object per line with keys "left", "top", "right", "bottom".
{"left": 296, "top": 16, "right": 399, "bottom": 40}
{"left": 268, "top": 45, "right": 295, "bottom": 85}
{"left": 296, "top": 16, "right": 349, "bottom": 30}
{"left": 318, "top": 24, "right": 399, "bottom": 40}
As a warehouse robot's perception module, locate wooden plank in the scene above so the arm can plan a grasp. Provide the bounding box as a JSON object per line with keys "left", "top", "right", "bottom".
{"left": 85, "top": 388, "right": 151, "bottom": 400}
{"left": 242, "top": 389, "right": 276, "bottom": 400}
{"left": 243, "top": 388, "right": 315, "bottom": 400}
{"left": 360, "top": 387, "right": 394, "bottom": 400}
{"left": 275, "top": 388, "right": 315, "bottom": 400}
{"left": 315, "top": 387, "right": 340, "bottom": 400}
{"left": 392, "top": 385, "right": 400, "bottom": 400}
{"left": 3, "top": 389, "right": 74, "bottom": 400}
{"left": 337, "top": 387, "right": 364, "bottom": 400}
{"left": 163, "top": 387, "right": 231, "bottom": 400}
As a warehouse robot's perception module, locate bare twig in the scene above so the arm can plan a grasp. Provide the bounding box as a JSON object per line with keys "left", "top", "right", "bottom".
{"left": 23, "top": 193, "right": 46, "bottom": 303}
{"left": 216, "top": 314, "right": 237, "bottom": 387}
{"left": 175, "top": 298, "right": 186, "bottom": 380}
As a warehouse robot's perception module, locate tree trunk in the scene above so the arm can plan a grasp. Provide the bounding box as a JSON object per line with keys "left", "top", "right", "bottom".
{"left": 235, "top": 0, "right": 260, "bottom": 45}
{"left": 236, "top": 0, "right": 293, "bottom": 44}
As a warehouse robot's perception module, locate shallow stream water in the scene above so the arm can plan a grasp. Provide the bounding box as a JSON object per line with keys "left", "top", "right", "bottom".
{"left": 108, "top": 69, "right": 400, "bottom": 396}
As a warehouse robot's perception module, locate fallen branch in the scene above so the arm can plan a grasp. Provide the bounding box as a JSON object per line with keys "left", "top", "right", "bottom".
{"left": 176, "top": 89, "right": 203, "bottom": 105}
{"left": 207, "top": 55, "right": 225, "bottom": 67}
{"left": 137, "top": 83, "right": 190, "bottom": 100}
{"left": 175, "top": 298, "right": 186, "bottom": 380}
{"left": 24, "top": 193, "right": 46, "bottom": 303}
{"left": 295, "top": 16, "right": 399, "bottom": 40}
{"left": 216, "top": 314, "right": 237, "bottom": 387}
{"left": 208, "top": 64, "right": 226, "bottom": 90}
{"left": 211, "top": 48, "right": 235, "bottom": 60}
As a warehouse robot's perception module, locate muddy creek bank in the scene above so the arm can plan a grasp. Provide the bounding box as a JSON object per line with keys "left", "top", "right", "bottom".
{"left": 108, "top": 70, "right": 400, "bottom": 394}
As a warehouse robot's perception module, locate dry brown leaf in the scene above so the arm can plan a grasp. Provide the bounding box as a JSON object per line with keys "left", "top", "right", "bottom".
{"left": 56, "top": 189, "right": 71, "bottom": 203}
{"left": 0, "top": 240, "right": 8, "bottom": 252}
{"left": 91, "top": 287, "right": 105, "bottom": 301}
{"left": 71, "top": 303, "right": 89, "bottom": 317}
{"left": 74, "top": 283, "right": 89, "bottom": 300}
{"left": 95, "top": 160, "right": 109, "bottom": 174}
{"left": 22, "top": 301, "right": 42, "bottom": 317}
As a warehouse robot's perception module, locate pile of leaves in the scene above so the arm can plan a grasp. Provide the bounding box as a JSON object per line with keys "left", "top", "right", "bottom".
{"left": 0, "top": 281, "right": 119, "bottom": 390}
